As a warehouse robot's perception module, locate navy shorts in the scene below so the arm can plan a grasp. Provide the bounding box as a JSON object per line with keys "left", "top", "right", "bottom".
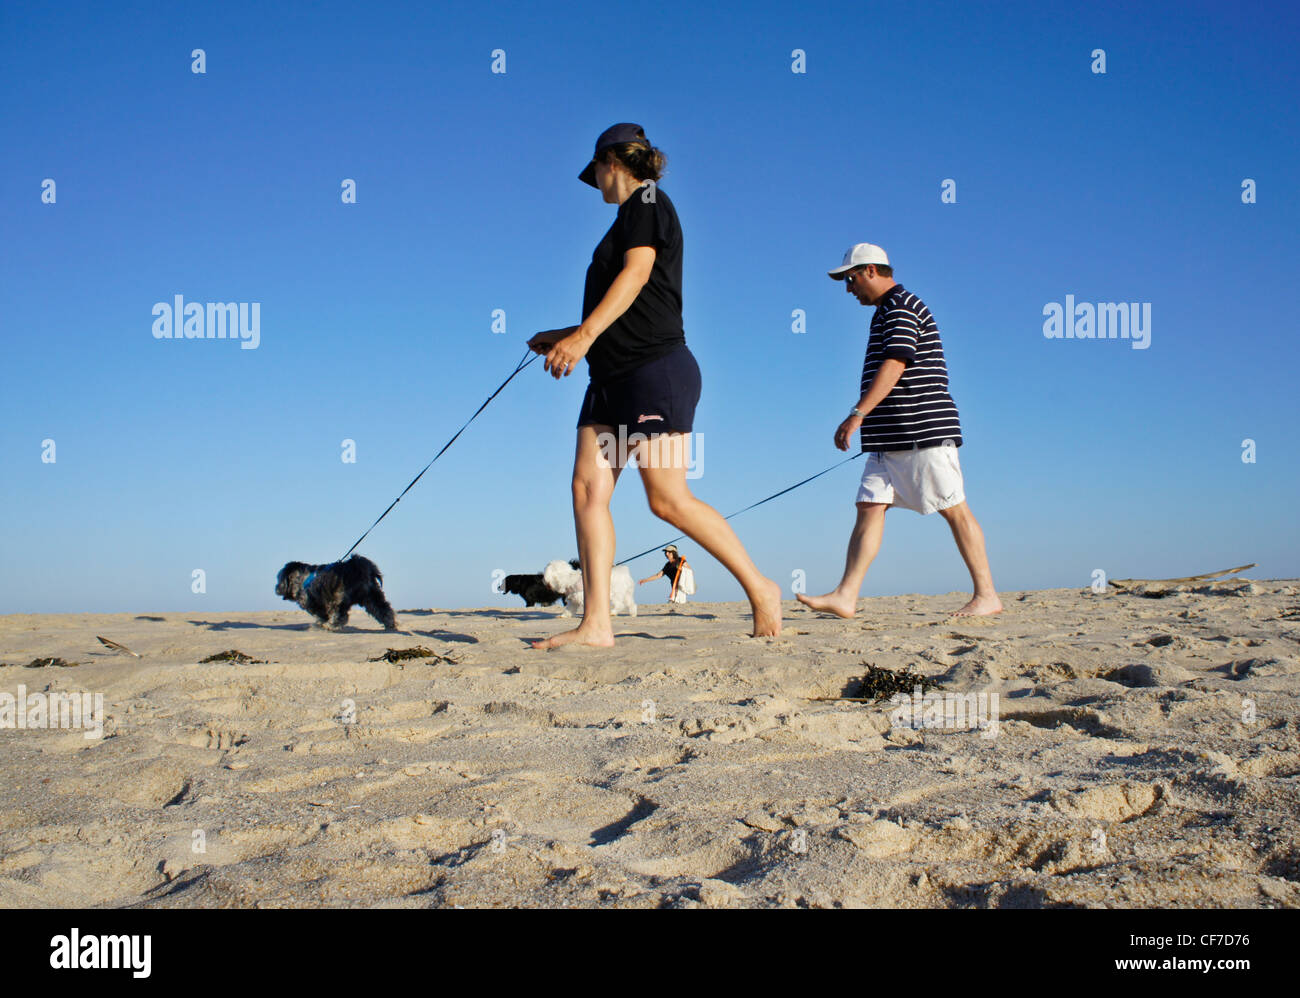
{"left": 577, "top": 344, "right": 702, "bottom": 433}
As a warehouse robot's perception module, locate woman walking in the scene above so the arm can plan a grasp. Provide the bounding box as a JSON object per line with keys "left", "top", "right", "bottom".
{"left": 528, "top": 123, "right": 781, "bottom": 648}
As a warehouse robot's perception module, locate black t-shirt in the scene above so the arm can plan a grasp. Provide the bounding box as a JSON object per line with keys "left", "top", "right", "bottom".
{"left": 582, "top": 182, "right": 685, "bottom": 385}
{"left": 662, "top": 559, "right": 681, "bottom": 583}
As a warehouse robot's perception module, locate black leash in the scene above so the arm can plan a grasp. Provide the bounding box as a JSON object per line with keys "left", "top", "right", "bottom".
{"left": 339, "top": 347, "right": 539, "bottom": 561}
{"left": 339, "top": 343, "right": 860, "bottom": 566}
{"left": 615, "top": 450, "right": 866, "bottom": 566}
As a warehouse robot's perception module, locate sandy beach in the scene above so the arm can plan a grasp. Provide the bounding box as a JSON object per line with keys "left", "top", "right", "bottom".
{"left": 2, "top": 579, "right": 1298, "bottom": 909}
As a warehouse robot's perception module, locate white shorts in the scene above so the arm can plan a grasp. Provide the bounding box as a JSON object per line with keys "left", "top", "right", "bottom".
{"left": 856, "top": 444, "right": 965, "bottom": 514}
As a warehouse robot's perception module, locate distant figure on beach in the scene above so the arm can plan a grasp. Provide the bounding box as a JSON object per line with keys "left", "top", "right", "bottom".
{"left": 527, "top": 123, "right": 782, "bottom": 648}
{"left": 639, "top": 544, "right": 694, "bottom": 604}
{"left": 797, "top": 244, "right": 1002, "bottom": 618}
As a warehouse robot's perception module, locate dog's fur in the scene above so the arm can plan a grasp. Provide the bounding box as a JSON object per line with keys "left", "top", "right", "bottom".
{"left": 502, "top": 573, "right": 562, "bottom": 607}
{"left": 543, "top": 559, "right": 637, "bottom": 617}
{"left": 502, "top": 558, "right": 580, "bottom": 608}
{"left": 275, "top": 554, "right": 397, "bottom": 631}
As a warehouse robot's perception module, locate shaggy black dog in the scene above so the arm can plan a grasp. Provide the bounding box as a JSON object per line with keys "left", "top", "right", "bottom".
{"left": 275, "top": 554, "right": 397, "bottom": 631}
{"left": 501, "top": 559, "right": 580, "bottom": 608}
{"left": 502, "top": 574, "right": 562, "bottom": 607}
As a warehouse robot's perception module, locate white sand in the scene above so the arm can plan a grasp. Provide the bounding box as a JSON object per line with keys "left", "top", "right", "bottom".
{"left": 2, "top": 579, "right": 1298, "bottom": 908}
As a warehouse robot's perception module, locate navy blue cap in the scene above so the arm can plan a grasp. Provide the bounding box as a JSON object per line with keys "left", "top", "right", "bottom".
{"left": 578, "top": 122, "right": 648, "bottom": 187}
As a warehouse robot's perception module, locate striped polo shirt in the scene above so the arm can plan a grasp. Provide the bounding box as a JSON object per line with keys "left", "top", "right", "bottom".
{"left": 859, "top": 284, "right": 963, "bottom": 452}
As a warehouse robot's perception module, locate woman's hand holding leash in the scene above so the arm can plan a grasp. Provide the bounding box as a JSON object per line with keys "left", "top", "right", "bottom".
{"left": 546, "top": 329, "right": 593, "bottom": 378}
{"left": 528, "top": 326, "right": 593, "bottom": 379}
{"left": 527, "top": 326, "right": 577, "bottom": 354}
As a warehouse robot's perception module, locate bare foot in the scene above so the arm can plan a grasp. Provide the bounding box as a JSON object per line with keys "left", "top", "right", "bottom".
{"left": 748, "top": 578, "right": 784, "bottom": 637}
{"left": 530, "top": 623, "right": 616, "bottom": 650}
{"left": 952, "top": 594, "right": 1003, "bottom": 617}
{"left": 796, "top": 590, "right": 857, "bottom": 619}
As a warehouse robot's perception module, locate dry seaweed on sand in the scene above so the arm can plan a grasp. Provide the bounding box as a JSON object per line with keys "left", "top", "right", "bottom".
{"left": 808, "top": 664, "right": 945, "bottom": 703}
{"left": 199, "top": 650, "right": 266, "bottom": 664}
{"left": 21, "top": 657, "right": 80, "bottom": 669}
{"left": 368, "top": 646, "right": 460, "bottom": 665}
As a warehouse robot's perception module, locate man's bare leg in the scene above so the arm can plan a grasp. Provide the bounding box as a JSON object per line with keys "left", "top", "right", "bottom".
{"left": 937, "top": 501, "right": 1002, "bottom": 616}
{"left": 532, "top": 426, "right": 621, "bottom": 649}
{"left": 636, "top": 433, "right": 782, "bottom": 637}
{"left": 797, "top": 501, "right": 887, "bottom": 618}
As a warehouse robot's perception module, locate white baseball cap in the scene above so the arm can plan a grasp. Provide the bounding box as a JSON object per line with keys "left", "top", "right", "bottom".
{"left": 828, "top": 243, "right": 890, "bottom": 280}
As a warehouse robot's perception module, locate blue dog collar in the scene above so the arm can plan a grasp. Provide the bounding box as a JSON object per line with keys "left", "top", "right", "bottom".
{"left": 301, "top": 562, "right": 343, "bottom": 594}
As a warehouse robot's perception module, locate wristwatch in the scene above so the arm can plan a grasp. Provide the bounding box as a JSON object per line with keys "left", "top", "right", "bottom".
{"left": 849, "top": 408, "right": 866, "bottom": 418}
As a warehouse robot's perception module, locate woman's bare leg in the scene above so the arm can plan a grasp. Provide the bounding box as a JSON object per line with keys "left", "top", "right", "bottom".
{"left": 635, "top": 433, "right": 782, "bottom": 637}
{"left": 532, "top": 425, "right": 622, "bottom": 649}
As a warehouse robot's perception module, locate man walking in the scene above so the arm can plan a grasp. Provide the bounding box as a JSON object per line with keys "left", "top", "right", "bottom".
{"left": 797, "top": 244, "right": 1002, "bottom": 617}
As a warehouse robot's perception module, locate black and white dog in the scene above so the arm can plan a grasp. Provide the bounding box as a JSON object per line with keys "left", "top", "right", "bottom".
{"left": 501, "top": 574, "right": 563, "bottom": 607}
{"left": 275, "top": 554, "right": 397, "bottom": 631}
{"left": 501, "top": 559, "right": 580, "bottom": 608}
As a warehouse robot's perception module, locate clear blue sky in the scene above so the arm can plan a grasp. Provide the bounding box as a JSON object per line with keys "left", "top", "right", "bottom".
{"left": 2, "top": 0, "right": 1297, "bottom": 614}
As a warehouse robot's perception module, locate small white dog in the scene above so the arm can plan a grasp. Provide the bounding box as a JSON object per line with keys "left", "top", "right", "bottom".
{"left": 542, "top": 559, "right": 637, "bottom": 617}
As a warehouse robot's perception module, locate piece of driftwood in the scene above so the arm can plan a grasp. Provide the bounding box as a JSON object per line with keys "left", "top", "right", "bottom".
{"left": 97, "top": 635, "right": 141, "bottom": 657}
{"left": 1107, "top": 563, "right": 1255, "bottom": 591}
{"left": 805, "top": 696, "right": 886, "bottom": 703}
